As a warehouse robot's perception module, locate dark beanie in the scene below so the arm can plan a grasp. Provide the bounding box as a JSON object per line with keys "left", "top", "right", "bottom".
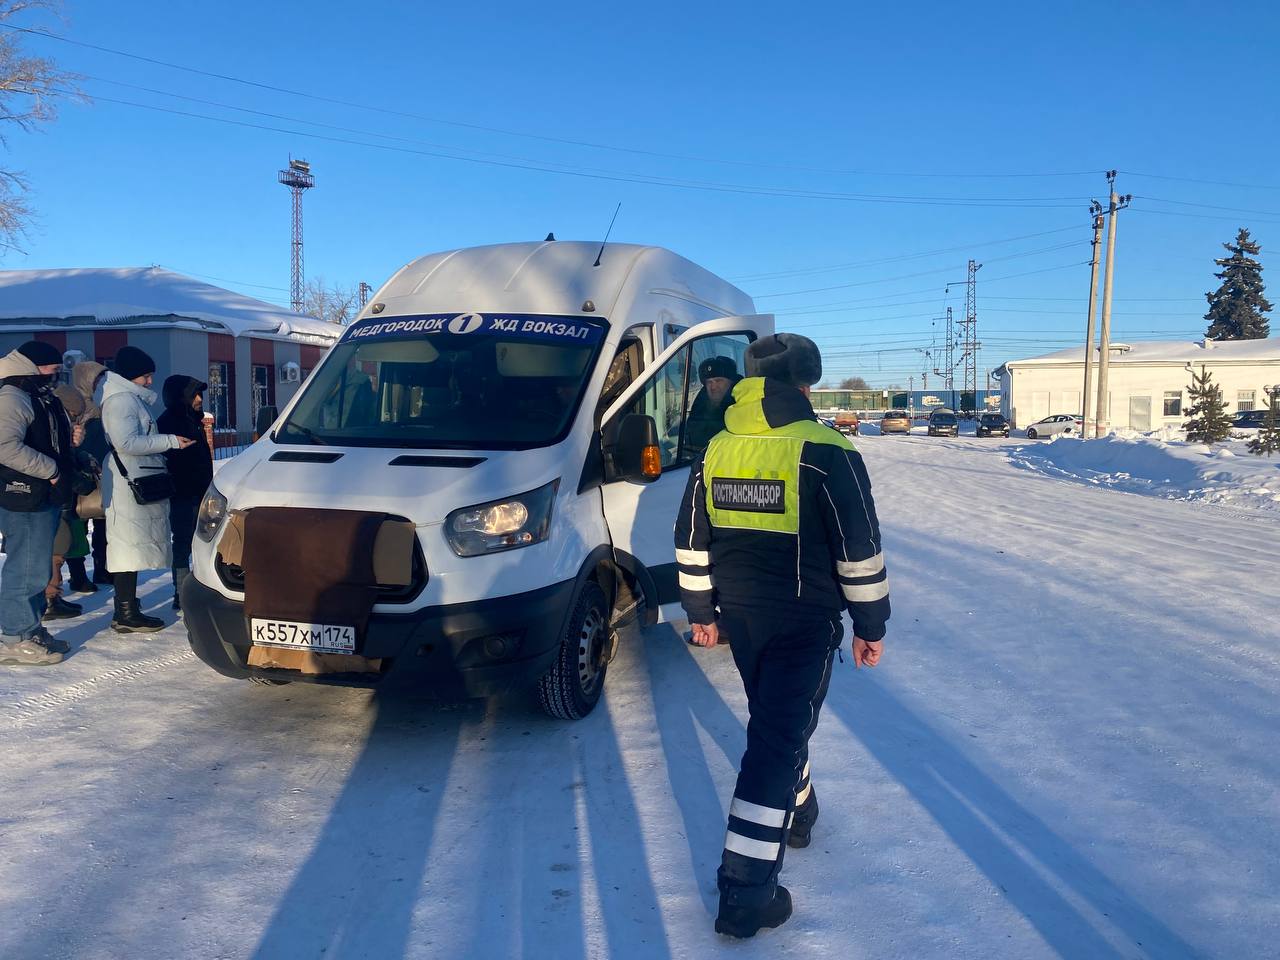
{"left": 698, "top": 355, "right": 739, "bottom": 383}
{"left": 745, "top": 333, "right": 823, "bottom": 387}
{"left": 17, "top": 340, "right": 63, "bottom": 368}
{"left": 113, "top": 345, "right": 157, "bottom": 381}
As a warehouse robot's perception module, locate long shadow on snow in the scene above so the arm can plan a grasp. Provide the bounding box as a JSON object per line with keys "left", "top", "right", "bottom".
{"left": 642, "top": 627, "right": 745, "bottom": 916}
{"left": 248, "top": 689, "right": 467, "bottom": 960}
{"left": 42, "top": 570, "right": 173, "bottom": 659}
{"left": 828, "top": 679, "right": 1199, "bottom": 958}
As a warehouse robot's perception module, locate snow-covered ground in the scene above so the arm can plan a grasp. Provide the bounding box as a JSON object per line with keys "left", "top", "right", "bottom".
{"left": 1010, "top": 430, "right": 1280, "bottom": 512}
{"left": 2, "top": 433, "right": 1278, "bottom": 959}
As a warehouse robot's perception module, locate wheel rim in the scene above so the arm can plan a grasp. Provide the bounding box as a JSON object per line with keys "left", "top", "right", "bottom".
{"left": 576, "top": 605, "right": 607, "bottom": 697}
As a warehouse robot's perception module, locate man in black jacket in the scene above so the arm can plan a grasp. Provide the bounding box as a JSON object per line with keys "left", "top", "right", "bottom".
{"left": 675, "top": 333, "right": 890, "bottom": 938}
{"left": 157, "top": 375, "right": 213, "bottom": 610}
{"left": 0, "top": 341, "right": 82, "bottom": 665}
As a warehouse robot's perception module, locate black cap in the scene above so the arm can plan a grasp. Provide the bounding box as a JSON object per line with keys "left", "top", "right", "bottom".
{"left": 745, "top": 333, "right": 822, "bottom": 387}
{"left": 113, "top": 345, "right": 157, "bottom": 381}
{"left": 17, "top": 340, "right": 63, "bottom": 368}
{"left": 698, "top": 355, "right": 739, "bottom": 383}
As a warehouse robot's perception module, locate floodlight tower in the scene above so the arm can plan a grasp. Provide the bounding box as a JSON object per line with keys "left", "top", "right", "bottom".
{"left": 278, "top": 157, "right": 315, "bottom": 313}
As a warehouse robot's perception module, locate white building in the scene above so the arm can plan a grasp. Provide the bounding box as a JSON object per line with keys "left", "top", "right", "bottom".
{"left": 995, "top": 337, "right": 1280, "bottom": 430}
{"left": 0, "top": 267, "right": 341, "bottom": 437}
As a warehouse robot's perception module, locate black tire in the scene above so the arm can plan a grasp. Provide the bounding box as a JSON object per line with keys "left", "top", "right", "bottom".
{"left": 537, "top": 580, "right": 610, "bottom": 720}
{"left": 1026, "top": 428, "right": 1037, "bottom": 439}
{"left": 249, "top": 676, "right": 290, "bottom": 685}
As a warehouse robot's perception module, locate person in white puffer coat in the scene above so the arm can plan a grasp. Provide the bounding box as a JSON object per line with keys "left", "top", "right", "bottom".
{"left": 100, "top": 346, "right": 193, "bottom": 633}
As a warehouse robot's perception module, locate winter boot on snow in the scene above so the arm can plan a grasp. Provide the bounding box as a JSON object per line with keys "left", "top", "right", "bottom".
{"left": 111, "top": 599, "right": 165, "bottom": 634}
{"left": 42, "top": 596, "right": 83, "bottom": 621}
{"left": 788, "top": 786, "right": 819, "bottom": 849}
{"left": 0, "top": 636, "right": 63, "bottom": 666}
{"left": 67, "top": 558, "right": 98, "bottom": 594}
{"left": 171, "top": 567, "right": 188, "bottom": 611}
{"left": 715, "top": 885, "right": 792, "bottom": 939}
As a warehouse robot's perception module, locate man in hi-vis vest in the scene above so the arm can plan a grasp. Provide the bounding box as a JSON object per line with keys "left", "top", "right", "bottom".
{"left": 675, "top": 333, "right": 890, "bottom": 939}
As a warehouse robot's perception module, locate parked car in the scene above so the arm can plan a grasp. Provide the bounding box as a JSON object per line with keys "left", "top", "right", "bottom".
{"left": 880, "top": 409, "right": 912, "bottom": 434}
{"left": 976, "top": 413, "right": 1010, "bottom": 437}
{"left": 833, "top": 411, "right": 860, "bottom": 436}
{"left": 927, "top": 412, "right": 959, "bottom": 437}
{"left": 1231, "top": 409, "right": 1269, "bottom": 433}
{"left": 1025, "top": 414, "right": 1082, "bottom": 439}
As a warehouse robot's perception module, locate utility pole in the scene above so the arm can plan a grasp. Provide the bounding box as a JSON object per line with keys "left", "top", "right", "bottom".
{"left": 1094, "top": 171, "right": 1133, "bottom": 437}
{"left": 960, "top": 259, "right": 981, "bottom": 417}
{"left": 358, "top": 281, "right": 372, "bottom": 308}
{"left": 1080, "top": 202, "right": 1105, "bottom": 437}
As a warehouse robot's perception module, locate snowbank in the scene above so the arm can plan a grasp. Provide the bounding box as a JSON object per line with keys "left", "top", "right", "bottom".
{"left": 1008, "top": 432, "right": 1280, "bottom": 512}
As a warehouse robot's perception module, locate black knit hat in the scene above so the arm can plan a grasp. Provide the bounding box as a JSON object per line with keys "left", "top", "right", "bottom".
{"left": 745, "top": 333, "right": 822, "bottom": 387}
{"left": 17, "top": 340, "right": 63, "bottom": 368}
{"left": 698, "top": 355, "right": 739, "bottom": 383}
{"left": 113, "top": 345, "right": 157, "bottom": 381}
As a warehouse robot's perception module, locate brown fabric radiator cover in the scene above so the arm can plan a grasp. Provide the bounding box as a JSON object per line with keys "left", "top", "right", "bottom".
{"left": 241, "top": 507, "right": 387, "bottom": 640}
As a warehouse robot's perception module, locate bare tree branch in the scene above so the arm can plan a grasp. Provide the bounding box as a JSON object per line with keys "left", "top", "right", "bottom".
{"left": 1, "top": 0, "right": 82, "bottom": 253}
{"left": 303, "top": 277, "right": 360, "bottom": 325}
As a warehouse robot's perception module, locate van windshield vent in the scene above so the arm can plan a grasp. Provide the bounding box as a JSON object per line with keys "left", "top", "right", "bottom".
{"left": 269, "top": 451, "right": 345, "bottom": 464}
{"left": 389, "top": 455, "right": 487, "bottom": 468}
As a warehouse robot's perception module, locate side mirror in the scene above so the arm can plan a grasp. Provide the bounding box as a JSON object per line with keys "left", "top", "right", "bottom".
{"left": 614, "top": 413, "right": 662, "bottom": 483}
{"left": 254, "top": 405, "right": 279, "bottom": 441}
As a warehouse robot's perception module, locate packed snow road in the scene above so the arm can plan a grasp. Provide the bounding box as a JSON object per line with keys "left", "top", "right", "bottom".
{"left": 2, "top": 434, "right": 1277, "bottom": 959}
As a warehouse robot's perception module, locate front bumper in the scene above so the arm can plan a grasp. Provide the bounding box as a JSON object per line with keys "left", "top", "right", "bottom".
{"left": 181, "top": 575, "right": 575, "bottom": 697}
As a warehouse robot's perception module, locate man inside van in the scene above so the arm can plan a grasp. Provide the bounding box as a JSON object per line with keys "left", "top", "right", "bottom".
{"left": 674, "top": 333, "right": 890, "bottom": 938}
{"left": 685, "top": 355, "right": 741, "bottom": 451}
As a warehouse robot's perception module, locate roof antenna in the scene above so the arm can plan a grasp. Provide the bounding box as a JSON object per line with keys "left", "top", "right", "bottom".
{"left": 593, "top": 202, "right": 622, "bottom": 267}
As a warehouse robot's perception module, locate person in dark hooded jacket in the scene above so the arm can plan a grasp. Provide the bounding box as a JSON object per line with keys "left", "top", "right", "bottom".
{"left": 156, "top": 375, "right": 212, "bottom": 610}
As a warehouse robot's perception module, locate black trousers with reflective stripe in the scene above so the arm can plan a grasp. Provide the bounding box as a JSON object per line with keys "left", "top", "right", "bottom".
{"left": 717, "top": 608, "right": 841, "bottom": 903}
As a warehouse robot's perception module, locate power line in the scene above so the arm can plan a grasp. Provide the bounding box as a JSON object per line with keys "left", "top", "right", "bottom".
{"left": 1, "top": 23, "right": 1105, "bottom": 182}
{"left": 728, "top": 225, "right": 1081, "bottom": 281}
{"left": 50, "top": 86, "right": 1092, "bottom": 209}
{"left": 753, "top": 243, "right": 1083, "bottom": 299}
{"left": 1124, "top": 170, "right": 1280, "bottom": 192}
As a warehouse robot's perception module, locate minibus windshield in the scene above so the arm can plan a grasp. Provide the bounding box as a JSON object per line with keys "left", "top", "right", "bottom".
{"left": 275, "top": 313, "right": 606, "bottom": 450}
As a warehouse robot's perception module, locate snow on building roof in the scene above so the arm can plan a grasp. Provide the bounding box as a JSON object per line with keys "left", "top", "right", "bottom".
{"left": 1006, "top": 337, "right": 1280, "bottom": 368}
{"left": 0, "top": 267, "right": 341, "bottom": 345}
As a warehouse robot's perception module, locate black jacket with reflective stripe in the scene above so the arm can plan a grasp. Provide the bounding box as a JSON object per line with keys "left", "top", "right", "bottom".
{"left": 674, "top": 378, "right": 890, "bottom": 641}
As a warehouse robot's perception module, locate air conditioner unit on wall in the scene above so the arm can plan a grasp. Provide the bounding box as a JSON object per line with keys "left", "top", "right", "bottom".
{"left": 278, "top": 361, "right": 301, "bottom": 383}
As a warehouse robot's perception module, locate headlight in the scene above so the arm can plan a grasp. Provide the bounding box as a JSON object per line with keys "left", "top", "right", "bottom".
{"left": 195, "top": 481, "right": 229, "bottom": 543}
{"left": 445, "top": 480, "right": 558, "bottom": 557}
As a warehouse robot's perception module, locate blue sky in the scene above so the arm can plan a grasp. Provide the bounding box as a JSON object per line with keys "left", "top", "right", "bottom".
{"left": 3, "top": 0, "right": 1279, "bottom": 385}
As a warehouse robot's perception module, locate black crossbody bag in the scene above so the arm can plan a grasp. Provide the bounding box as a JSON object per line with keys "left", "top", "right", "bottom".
{"left": 110, "top": 448, "right": 175, "bottom": 505}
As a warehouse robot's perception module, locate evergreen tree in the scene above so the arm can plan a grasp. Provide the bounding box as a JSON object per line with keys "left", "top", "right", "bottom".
{"left": 1248, "top": 389, "right": 1280, "bottom": 456}
{"left": 1183, "top": 365, "right": 1233, "bottom": 444}
{"left": 1204, "top": 228, "right": 1272, "bottom": 340}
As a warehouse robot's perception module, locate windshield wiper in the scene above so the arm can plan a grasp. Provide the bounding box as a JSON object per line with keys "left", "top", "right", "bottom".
{"left": 280, "top": 424, "right": 329, "bottom": 446}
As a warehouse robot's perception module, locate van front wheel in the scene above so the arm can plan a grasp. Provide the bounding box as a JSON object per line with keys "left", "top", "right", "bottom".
{"left": 537, "top": 581, "right": 609, "bottom": 720}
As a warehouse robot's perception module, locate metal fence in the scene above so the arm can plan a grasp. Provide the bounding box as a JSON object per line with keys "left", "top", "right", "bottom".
{"left": 212, "top": 431, "right": 255, "bottom": 461}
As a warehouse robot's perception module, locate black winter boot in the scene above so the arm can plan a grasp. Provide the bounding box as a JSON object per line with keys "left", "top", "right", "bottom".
{"left": 42, "top": 596, "right": 83, "bottom": 621}
{"left": 788, "top": 787, "right": 819, "bottom": 849}
{"left": 67, "top": 558, "right": 97, "bottom": 594}
{"left": 111, "top": 599, "right": 165, "bottom": 634}
{"left": 715, "top": 885, "right": 792, "bottom": 939}
{"left": 171, "top": 568, "right": 188, "bottom": 611}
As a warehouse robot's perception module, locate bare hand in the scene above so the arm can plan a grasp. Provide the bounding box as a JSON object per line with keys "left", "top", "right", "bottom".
{"left": 50, "top": 472, "right": 59, "bottom": 485}
{"left": 71, "top": 424, "right": 85, "bottom": 447}
{"left": 690, "top": 622, "right": 719, "bottom": 647}
{"left": 853, "top": 636, "right": 883, "bottom": 668}
{"left": 175, "top": 436, "right": 196, "bottom": 449}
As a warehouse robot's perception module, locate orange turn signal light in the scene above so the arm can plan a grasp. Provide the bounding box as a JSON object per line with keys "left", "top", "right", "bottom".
{"left": 641, "top": 444, "right": 662, "bottom": 478}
